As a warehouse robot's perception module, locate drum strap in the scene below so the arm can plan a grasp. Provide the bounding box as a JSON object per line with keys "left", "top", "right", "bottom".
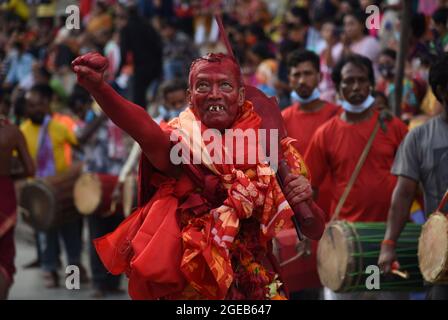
{"left": 330, "top": 117, "right": 381, "bottom": 223}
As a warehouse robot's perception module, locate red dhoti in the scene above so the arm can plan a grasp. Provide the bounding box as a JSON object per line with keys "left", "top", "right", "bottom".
{"left": 0, "top": 176, "right": 17, "bottom": 286}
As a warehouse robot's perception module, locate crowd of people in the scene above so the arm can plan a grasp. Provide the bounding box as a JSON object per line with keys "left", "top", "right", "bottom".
{"left": 0, "top": 0, "right": 447, "bottom": 300}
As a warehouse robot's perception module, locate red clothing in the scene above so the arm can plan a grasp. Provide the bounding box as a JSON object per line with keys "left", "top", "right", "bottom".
{"left": 0, "top": 176, "right": 17, "bottom": 286}
{"left": 276, "top": 228, "right": 320, "bottom": 292}
{"left": 282, "top": 101, "right": 340, "bottom": 155}
{"left": 282, "top": 101, "right": 340, "bottom": 218}
{"left": 94, "top": 99, "right": 324, "bottom": 300}
{"left": 280, "top": 101, "right": 340, "bottom": 292}
{"left": 305, "top": 111, "right": 408, "bottom": 222}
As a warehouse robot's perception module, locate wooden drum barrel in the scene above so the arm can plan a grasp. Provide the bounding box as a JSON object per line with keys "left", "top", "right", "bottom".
{"left": 19, "top": 164, "right": 82, "bottom": 231}
{"left": 317, "top": 221, "right": 423, "bottom": 292}
{"left": 73, "top": 173, "right": 119, "bottom": 217}
{"left": 418, "top": 192, "right": 448, "bottom": 284}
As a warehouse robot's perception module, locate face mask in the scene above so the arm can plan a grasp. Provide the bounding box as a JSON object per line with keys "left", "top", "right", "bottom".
{"left": 340, "top": 94, "right": 375, "bottom": 114}
{"left": 84, "top": 109, "right": 95, "bottom": 123}
{"left": 158, "top": 105, "right": 184, "bottom": 122}
{"left": 290, "top": 88, "right": 320, "bottom": 104}
{"left": 167, "top": 108, "right": 183, "bottom": 120}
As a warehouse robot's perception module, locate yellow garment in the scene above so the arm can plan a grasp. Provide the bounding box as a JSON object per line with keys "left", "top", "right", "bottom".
{"left": 87, "top": 14, "right": 113, "bottom": 34}
{"left": 2, "top": 0, "right": 29, "bottom": 20}
{"left": 37, "top": 0, "right": 56, "bottom": 18}
{"left": 20, "top": 118, "right": 78, "bottom": 174}
{"left": 53, "top": 113, "right": 78, "bottom": 167}
{"left": 421, "top": 88, "right": 443, "bottom": 116}
{"left": 408, "top": 115, "right": 430, "bottom": 131}
{"left": 410, "top": 200, "right": 422, "bottom": 215}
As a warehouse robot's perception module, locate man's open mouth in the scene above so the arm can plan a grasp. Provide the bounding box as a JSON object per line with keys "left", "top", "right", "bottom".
{"left": 207, "top": 105, "right": 225, "bottom": 112}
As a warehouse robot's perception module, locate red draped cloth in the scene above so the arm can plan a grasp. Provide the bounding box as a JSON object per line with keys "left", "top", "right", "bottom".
{"left": 94, "top": 102, "right": 317, "bottom": 300}
{"left": 0, "top": 176, "right": 17, "bottom": 285}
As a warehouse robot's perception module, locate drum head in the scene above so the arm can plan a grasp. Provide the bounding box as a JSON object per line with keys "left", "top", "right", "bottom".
{"left": 20, "top": 181, "right": 55, "bottom": 231}
{"left": 123, "top": 175, "right": 136, "bottom": 217}
{"left": 317, "top": 221, "right": 355, "bottom": 292}
{"left": 73, "top": 173, "right": 102, "bottom": 215}
{"left": 418, "top": 213, "right": 448, "bottom": 283}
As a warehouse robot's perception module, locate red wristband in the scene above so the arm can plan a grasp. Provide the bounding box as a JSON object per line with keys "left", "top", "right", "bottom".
{"left": 381, "top": 239, "right": 396, "bottom": 247}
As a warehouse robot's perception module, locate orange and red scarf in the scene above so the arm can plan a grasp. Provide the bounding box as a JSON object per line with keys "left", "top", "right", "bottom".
{"left": 94, "top": 101, "right": 309, "bottom": 299}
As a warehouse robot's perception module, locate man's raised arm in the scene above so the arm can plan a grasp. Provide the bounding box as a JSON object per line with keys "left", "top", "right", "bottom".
{"left": 71, "top": 52, "right": 173, "bottom": 173}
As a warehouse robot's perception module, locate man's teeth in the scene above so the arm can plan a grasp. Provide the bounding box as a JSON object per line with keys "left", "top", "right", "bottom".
{"left": 208, "top": 105, "right": 224, "bottom": 111}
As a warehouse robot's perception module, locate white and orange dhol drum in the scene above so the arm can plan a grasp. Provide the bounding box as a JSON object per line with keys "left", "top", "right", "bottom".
{"left": 418, "top": 191, "right": 448, "bottom": 284}
{"left": 18, "top": 164, "right": 82, "bottom": 231}
{"left": 73, "top": 173, "right": 120, "bottom": 217}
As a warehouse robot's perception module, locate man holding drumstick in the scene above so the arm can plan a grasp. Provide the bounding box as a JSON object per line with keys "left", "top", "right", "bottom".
{"left": 379, "top": 53, "right": 448, "bottom": 300}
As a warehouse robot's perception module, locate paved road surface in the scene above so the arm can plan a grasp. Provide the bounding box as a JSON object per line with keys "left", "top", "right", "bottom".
{"left": 8, "top": 215, "right": 129, "bottom": 300}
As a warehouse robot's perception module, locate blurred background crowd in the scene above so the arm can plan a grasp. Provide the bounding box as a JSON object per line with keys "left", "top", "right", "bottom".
{"left": 1, "top": 0, "right": 448, "bottom": 300}
{"left": 1, "top": 0, "right": 447, "bottom": 122}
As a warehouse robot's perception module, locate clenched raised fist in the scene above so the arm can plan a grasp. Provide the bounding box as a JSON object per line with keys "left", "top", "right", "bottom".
{"left": 71, "top": 52, "right": 109, "bottom": 92}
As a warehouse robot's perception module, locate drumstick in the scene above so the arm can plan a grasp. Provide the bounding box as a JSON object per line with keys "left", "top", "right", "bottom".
{"left": 110, "top": 200, "right": 117, "bottom": 214}
{"left": 391, "top": 269, "right": 410, "bottom": 279}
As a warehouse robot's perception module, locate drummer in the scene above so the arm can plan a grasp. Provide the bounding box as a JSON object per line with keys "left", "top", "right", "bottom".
{"left": 68, "top": 86, "right": 131, "bottom": 298}
{"left": 379, "top": 53, "right": 448, "bottom": 300}
{"left": 0, "top": 91, "right": 35, "bottom": 299}
{"left": 304, "top": 54, "right": 408, "bottom": 299}
{"left": 21, "top": 83, "right": 120, "bottom": 289}
{"left": 21, "top": 84, "right": 87, "bottom": 288}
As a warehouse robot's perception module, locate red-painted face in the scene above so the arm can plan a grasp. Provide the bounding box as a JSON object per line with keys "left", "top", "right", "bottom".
{"left": 188, "top": 60, "right": 245, "bottom": 131}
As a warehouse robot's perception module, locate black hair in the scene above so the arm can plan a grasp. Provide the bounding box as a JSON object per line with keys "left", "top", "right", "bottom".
{"left": 380, "top": 48, "right": 397, "bottom": 61}
{"left": 160, "top": 79, "right": 187, "bottom": 99}
{"left": 343, "top": 10, "right": 369, "bottom": 35}
{"left": 372, "top": 90, "right": 388, "bottom": 102}
{"left": 38, "top": 65, "right": 51, "bottom": 80}
{"left": 432, "top": 8, "right": 448, "bottom": 27}
{"left": 68, "top": 85, "right": 92, "bottom": 111}
{"left": 251, "top": 42, "right": 275, "bottom": 60}
{"left": 160, "top": 17, "right": 179, "bottom": 29}
{"left": 429, "top": 53, "right": 448, "bottom": 102}
{"left": 29, "top": 84, "right": 53, "bottom": 101}
{"left": 290, "top": 6, "right": 311, "bottom": 26}
{"left": 411, "top": 13, "right": 427, "bottom": 39}
{"left": 287, "top": 49, "right": 320, "bottom": 73}
{"left": 0, "top": 88, "right": 11, "bottom": 110}
{"left": 0, "top": 87, "right": 4, "bottom": 105}
{"left": 331, "top": 54, "right": 375, "bottom": 91}
{"left": 248, "top": 24, "right": 269, "bottom": 42}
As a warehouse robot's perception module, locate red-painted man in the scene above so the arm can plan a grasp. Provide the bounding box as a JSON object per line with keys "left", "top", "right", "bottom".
{"left": 71, "top": 51, "right": 325, "bottom": 300}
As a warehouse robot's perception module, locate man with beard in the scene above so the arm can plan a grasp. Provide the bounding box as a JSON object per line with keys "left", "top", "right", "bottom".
{"left": 379, "top": 53, "right": 448, "bottom": 300}
{"left": 282, "top": 49, "right": 340, "bottom": 214}
{"left": 20, "top": 84, "right": 85, "bottom": 288}
{"left": 0, "top": 92, "right": 34, "bottom": 299}
{"left": 304, "top": 54, "right": 408, "bottom": 299}
{"left": 280, "top": 49, "right": 340, "bottom": 300}
{"left": 306, "top": 54, "right": 407, "bottom": 222}
{"left": 71, "top": 51, "right": 326, "bottom": 300}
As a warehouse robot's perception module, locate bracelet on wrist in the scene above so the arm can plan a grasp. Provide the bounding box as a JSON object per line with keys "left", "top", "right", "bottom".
{"left": 381, "top": 239, "right": 396, "bottom": 247}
